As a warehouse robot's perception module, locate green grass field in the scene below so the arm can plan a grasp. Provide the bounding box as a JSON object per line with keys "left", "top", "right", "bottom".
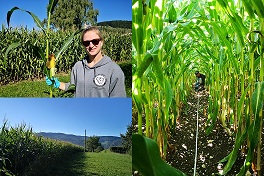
{"left": 49, "top": 151, "right": 132, "bottom": 176}
{"left": 0, "top": 74, "right": 131, "bottom": 97}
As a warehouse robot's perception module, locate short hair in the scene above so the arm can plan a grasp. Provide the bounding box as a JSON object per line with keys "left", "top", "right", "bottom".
{"left": 195, "top": 71, "right": 199, "bottom": 75}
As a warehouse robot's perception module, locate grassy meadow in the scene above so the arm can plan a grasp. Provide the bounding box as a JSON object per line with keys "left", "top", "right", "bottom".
{"left": 27, "top": 151, "right": 132, "bottom": 176}
{"left": 0, "top": 74, "right": 70, "bottom": 97}
{"left": 59, "top": 151, "right": 132, "bottom": 176}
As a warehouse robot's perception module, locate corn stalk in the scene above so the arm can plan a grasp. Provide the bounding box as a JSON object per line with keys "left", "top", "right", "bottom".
{"left": 0, "top": 121, "right": 83, "bottom": 175}
{"left": 133, "top": 0, "right": 264, "bottom": 175}
{"left": 4, "top": 0, "right": 82, "bottom": 97}
{"left": 0, "top": 27, "right": 131, "bottom": 85}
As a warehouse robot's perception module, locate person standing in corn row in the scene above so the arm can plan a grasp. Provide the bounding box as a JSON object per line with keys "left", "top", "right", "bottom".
{"left": 46, "top": 26, "right": 126, "bottom": 97}
{"left": 194, "top": 71, "right": 206, "bottom": 91}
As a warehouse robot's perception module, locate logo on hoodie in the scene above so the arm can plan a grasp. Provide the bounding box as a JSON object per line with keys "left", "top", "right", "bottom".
{"left": 93, "top": 74, "right": 107, "bottom": 86}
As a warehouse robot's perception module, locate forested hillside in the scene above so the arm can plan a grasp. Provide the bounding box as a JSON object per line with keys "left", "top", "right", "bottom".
{"left": 97, "top": 20, "right": 131, "bottom": 29}
{"left": 37, "top": 132, "right": 122, "bottom": 149}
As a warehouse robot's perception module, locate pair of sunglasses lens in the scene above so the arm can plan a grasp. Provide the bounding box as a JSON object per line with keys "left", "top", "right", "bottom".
{"left": 83, "top": 39, "right": 101, "bottom": 47}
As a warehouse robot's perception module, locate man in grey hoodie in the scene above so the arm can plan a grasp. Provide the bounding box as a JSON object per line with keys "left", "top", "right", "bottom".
{"left": 46, "top": 26, "right": 126, "bottom": 97}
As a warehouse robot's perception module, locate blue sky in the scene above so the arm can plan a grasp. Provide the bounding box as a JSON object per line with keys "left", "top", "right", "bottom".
{"left": 0, "top": 98, "right": 132, "bottom": 137}
{"left": 0, "top": 0, "right": 131, "bottom": 29}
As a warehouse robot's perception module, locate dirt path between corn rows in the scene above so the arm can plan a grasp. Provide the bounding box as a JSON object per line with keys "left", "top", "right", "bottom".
{"left": 166, "top": 90, "right": 264, "bottom": 175}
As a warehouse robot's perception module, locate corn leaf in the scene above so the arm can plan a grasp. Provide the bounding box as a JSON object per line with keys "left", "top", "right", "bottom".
{"left": 6, "top": 7, "right": 19, "bottom": 27}
{"left": 55, "top": 28, "right": 83, "bottom": 61}
{"left": 132, "top": 0, "right": 143, "bottom": 55}
{"left": 222, "top": 131, "right": 246, "bottom": 161}
{"left": 168, "top": 4, "right": 177, "bottom": 23}
{"left": 132, "top": 134, "right": 186, "bottom": 176}
{"left": 47, "top": 0, "right": 59, "bottom": 15}
{"left": 132, "top": 77, "right": 143, "bottom": 114}
{"left": 7, "top": 7, "right": 45, "bottom": 33}
{"left": 237, "top": 85, "right": 251, "bottom": 120}
{"left": 251, "top": 0, "right": 264, "bottom": 18}
{"left": 241, "top": 0, "right": 255, "bottom": 19}
{"left": 216, "top": 0, "right": 248, "bottom": 45}
{"left": 237, "top": 121, "right": 260, "bottom": 175}
{"left": 236, "top": 82, "right": 264, "bottom": 175}
{"left": 153, "top": 0, "right": 164, "bottom": 33}
{"left": 220, "top": 129, "right": 247, "bottom": 174}
{"left": 136, "top": 52, "right": 153, "bottom": 78}
{"left": 152, "top": 55, "right": 164, "bottom": 87}
{"left": 4, "top": 42, "right": 22, "bottom": 67}
{"left": 186, "top": 1, "right": 198, "bottom": 19}
{"left": 251, "top": 82, "right": 264, "bottom": 117}
{"left": 164, "top": 77, "right": 173, "bottom": 121}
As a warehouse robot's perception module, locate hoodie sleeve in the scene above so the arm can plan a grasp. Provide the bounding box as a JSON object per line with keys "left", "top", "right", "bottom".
{"left": 109, "top": 65, "right": 126, "bottom": 97}
{"left": 64, "top": 64, "right": 76, "bottom": 91}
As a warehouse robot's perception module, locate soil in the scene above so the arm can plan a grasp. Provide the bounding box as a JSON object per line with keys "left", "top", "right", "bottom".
{"left": 166, "top": 90, "right": 264, "bottom": 175}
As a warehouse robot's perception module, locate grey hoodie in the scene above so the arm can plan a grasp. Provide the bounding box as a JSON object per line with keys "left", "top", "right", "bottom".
{"left": 65, "top": 55, "right": 126, "bottom": 97}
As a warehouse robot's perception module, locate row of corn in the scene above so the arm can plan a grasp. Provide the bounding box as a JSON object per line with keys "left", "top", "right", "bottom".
{"left": 0, "top": 25, "right": 131, "bottom": 84}
{"left": 0, "top": 121, "right": 83, "bottom": 175}
{"left": 132, "top": 0, "right": 263, "bottom": 175}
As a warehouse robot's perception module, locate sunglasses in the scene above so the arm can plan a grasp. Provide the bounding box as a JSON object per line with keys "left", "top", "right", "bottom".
{"left": 82, "top": 39, "right": 101, "bottom": 47}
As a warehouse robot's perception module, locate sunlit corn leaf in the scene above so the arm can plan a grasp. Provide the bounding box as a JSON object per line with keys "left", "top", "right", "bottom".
{"left": 167, "top": 4, "right": 177, "bottom": 23}
{"left": 241, "top": 0, "right": 255, "bottom": 19}
{"left": 132, "top": 134, "right": 186, "bottom": 176}
{"left": 7, "top": 7, "right": 45, "bottom": 33}
{"left": 132, "top": 0, "right": 143, "bottom": 55}
{"left": 4, "top": 42, "right": 22, "bottom": 67}
{"left": 55, "top": 28, "right": 83, "bottom": 61}
{"left": 251, "top": 0, "right": 264, "bottom": 18}
{"left": 135, "top": 52, "right": 153, "bottom": 78}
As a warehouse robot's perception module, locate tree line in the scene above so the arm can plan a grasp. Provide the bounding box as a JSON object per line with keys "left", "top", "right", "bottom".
{"left": 97, "top": 20, "right": 132, "bottom": 29}
{"left": 85, "top": 124, "right": 132, "bottom": 154}
{"left": 42, "top": 0, "right": 131, "bottom": 31}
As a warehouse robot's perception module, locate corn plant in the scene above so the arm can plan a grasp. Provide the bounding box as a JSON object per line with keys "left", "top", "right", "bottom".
{"left": 5, "top": 0, "right": 82, "bottom": 97}
{"left": 0, "top": 26, "right": 131, "bottom": 86}
{"left": 133, "top": 0, "right": 263, "bottom": 175}
{"left": 0, "top": 121, "right": 83, "bottom": 175}
{"left": 133, "top": 0, "right": 205, "bottom": 158}
{"left": 132, "top": 134, "right": 186, "bottom": 175}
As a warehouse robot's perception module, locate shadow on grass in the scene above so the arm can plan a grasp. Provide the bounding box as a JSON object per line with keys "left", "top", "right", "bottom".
{"left": 52, "top": 152, "right": 98, "bottom": 176}
{"left": 24, "top": 152, "right": 97, "bottom": 176}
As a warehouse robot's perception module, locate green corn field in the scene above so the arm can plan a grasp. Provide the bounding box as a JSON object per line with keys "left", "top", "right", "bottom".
{"left": 132, "top": 0, "right": 264, "bottom": 175}
{"left": 0, "top": 121, "right": 83, "bottom": 175}
{"left": 0, "top": 26, "right": 131, "bottom": 85}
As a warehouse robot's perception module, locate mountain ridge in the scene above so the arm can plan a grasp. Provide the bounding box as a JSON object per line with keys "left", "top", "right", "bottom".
{"left": 36, "top": 132, "right": 122, "bottom": 149}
